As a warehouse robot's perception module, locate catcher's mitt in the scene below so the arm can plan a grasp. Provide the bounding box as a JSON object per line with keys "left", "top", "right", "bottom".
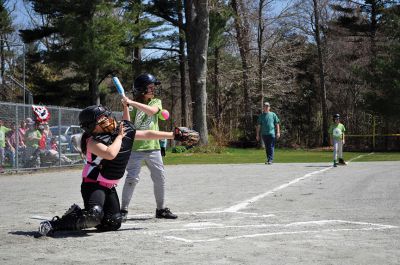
{"left": 174, "top": 127, "right": 200, "bottom": 146}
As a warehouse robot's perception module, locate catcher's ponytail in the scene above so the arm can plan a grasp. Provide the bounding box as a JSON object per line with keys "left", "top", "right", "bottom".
{"left": 80, "top": 132, "right": 90, "bottom": 155}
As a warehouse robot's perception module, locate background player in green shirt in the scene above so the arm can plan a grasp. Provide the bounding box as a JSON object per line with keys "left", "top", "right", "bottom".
{"left": 329, "top": 114, "right": 347, "bottom": 167}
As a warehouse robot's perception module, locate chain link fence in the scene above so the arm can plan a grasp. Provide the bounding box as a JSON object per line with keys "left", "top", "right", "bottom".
{"left": 0, "top": 102, "right": 122, "bottom": 172}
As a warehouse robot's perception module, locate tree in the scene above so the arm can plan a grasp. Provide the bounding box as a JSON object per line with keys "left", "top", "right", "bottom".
{"left": 184, "top": 0, "right": 210, "bottom": 145}
{"left": 20, "top": 1, "right": 127, "bottom": 106}
{"left": 292, "top": 0, "right": 332, "bottom": 146}
{"left": 0, "top": 0, "right": 13, "bottom": 85}
{"left": 208, "top": 1, "right": 231, "bottom": 124}
{"left": 230, "top": 0, "right": 253, "bottom": 141}
{"left": 365, "top": 4, "right": 400, "bottom": 118}
{"left": 145, "top": 0, "right": 190, "bottom": 126}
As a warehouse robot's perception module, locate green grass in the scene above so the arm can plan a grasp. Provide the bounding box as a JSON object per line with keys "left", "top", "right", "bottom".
{"left": 163, "top": 147, "right": 400, "bottom": 165}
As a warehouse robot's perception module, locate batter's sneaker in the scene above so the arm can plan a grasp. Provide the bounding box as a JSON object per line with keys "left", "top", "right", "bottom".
{"left": 121, "top": 210, "right": 128, "bottom": 223}
{"left": 38, "top": 220, "right": 54, "bottom": 236}
{"left": 156, "top": 208, "right": 178, "bottom": 219}
{"left": 333, "top": 160, "right": 338, "bottom": 167}
{"left": 339, "top": 158, "right": 347, "bottom": 165}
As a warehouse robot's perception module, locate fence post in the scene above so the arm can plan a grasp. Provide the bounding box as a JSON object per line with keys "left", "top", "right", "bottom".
{"left": 15, "top": 104, "right": 19, "bottom": 171}
{"left": 372, "top": 115, "right": 376, "bottom": 151}
{"left": 58, "top": 107, "right": 62, "bottom": 166}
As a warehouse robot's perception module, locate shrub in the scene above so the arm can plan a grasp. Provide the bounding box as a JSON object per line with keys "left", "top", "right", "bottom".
{"left": 171, "top": 146, "right": 187, "bottom": 153}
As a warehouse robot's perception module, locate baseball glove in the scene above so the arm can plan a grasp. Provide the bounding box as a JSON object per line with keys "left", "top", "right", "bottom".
{"left": 174, "top": 127, "right": 200, "bottom": 146}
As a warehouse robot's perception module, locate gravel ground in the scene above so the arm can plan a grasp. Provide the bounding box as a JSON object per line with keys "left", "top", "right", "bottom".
{"left": 0, "top": 161, "right": 399, "bottom": 265}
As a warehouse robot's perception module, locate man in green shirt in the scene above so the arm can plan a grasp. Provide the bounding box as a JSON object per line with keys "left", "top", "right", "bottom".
{"left": 0, "top": 119, "right": 11, "bottom": 172}
{"left": 256, "top": 102, "right": 280, "bottom": 164}
{"left": 329, "top": 114, "right": 347, "bottom": 167}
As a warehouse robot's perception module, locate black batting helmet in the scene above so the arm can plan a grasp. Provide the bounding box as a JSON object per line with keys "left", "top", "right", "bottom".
{"left": 333, "top": 113, "right": 340, "bottom": 119}
{"left": 132, "top": 73, "right": 161, "bottom": 95}
{"left": 79, "top": 105, "right": 111, "bottom": 134}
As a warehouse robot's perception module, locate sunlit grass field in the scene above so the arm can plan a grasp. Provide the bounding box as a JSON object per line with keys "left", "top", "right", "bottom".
{"left": 163, "top": 148, "right": 400, "bottom": 165}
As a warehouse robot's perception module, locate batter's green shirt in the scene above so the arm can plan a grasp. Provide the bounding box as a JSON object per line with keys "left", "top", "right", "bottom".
{"left": 130, "top": 98, "right": 162, "bottom": 151}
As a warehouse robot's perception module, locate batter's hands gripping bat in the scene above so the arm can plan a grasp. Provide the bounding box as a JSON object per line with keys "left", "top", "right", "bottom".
{"left": 112, "top": 77, "right": 133, "bottom": 111}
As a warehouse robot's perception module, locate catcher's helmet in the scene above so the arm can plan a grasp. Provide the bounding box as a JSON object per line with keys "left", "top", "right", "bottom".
{"left": 333, "top": 113, "right": 340, "bottom": 119}
{"left": 132, "top": 73, "right": 161, "bottom": 95}
{"left": 79, "top": 105, "right": 111, "bottom": 133}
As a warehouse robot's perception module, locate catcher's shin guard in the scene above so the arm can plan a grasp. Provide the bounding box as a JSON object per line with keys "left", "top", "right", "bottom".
{"left": 51, "top": 204, "right": 104, "bottom": 231}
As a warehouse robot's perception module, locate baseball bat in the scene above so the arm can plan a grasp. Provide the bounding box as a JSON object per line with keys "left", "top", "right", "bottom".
{"left": 112, "top": 77, "right": 133, "bottom": 111}
{"left": 112, "top": 77, "right": 125, "bottom": 97}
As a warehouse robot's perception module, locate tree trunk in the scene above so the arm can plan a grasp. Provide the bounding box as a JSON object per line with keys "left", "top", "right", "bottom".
{"left": 184, "top": 0, "right": 209, "bottom": 145}
{"left": 0, "top": 37, "right": 4, "bottom": 86}
{"left": 231, "top": 0, "right": 252, "bottom": 140}
{"left": 257, "top": 0, "right": 266, "bottom": 110}
{"left": 178, "top": 0, "right": 189, "bottom": 126}
{"left": 313, "top": 0, "right": 329, "bottom": 146}
{"left": 89, "top": 68, "right": 100, "bottom": 105}
{"left": 213, "top": 47, "right": 221, "bottom": 123}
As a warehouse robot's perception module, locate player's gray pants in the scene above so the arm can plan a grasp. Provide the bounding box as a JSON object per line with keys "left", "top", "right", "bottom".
{"left": 333, "top": 139, "right": 343, "bottom": 161}
{"left": 121, "top": 150, "right": 165, "bottom": 211}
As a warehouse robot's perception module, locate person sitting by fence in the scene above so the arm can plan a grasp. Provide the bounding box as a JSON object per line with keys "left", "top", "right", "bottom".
{"left": 24, "top": 119, "right": 42, "bottom": 168}
{"left": 42, "top": 137, "right": 73, "bottom": 165}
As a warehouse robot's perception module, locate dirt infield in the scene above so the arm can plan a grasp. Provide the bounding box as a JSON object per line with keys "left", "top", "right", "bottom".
{"left": 1, "top": 161, "right": 399, "bottom": 264}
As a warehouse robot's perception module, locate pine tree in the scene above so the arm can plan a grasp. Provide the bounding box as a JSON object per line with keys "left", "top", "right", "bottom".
{"left": 20, "top": 1, "right": 127, "bottom": 106}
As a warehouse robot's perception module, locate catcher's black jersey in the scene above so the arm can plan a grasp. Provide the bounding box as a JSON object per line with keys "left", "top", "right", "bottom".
{"left": 86, "top": 120, "right": 136, "bottom": 181}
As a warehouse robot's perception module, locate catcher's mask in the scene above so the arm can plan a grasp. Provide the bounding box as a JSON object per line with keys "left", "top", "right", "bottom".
{"left": 79, "top": 105, "right": 116, "bottom": 134}
{"left": 132, "top": 73, "right": 161, "bottom": 96}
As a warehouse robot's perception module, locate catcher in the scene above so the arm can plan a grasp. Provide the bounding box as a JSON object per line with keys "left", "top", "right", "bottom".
{"left": 38, "top": 100, "right": 199, "bottom": 237}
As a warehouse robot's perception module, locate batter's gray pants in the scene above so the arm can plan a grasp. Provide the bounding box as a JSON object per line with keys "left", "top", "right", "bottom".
{"left": 121, "top": 150, "right": 166, "bottom": 211}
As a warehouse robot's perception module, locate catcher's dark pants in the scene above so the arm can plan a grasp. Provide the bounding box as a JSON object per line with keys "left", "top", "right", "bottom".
{"left": 81, "top": 182, "right": 121, "bottom": 230}
{"left": 262, "top": 134, "right": 276, "bottom": 162}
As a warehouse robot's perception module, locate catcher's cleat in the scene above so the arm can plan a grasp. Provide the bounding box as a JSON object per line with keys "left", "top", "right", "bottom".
{"left": 121, "top": 210, "right": 128, "bottom": 223}
{"left": 38, "top": 220, "right": 54, "bottom": 236}
{"left": 156, "top": 208, "right": 178, "bottom": 219}
{"left": 339, "top": 158, "right": 347, "bottom": 165}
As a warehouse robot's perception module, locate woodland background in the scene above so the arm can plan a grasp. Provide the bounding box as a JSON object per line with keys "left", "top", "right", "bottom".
{"left": 0, "top": 0, "right": 399, "bottom": 150}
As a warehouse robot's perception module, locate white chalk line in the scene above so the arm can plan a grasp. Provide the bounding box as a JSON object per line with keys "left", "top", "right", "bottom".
{"left": 347, "top": 152, "right": 374, "bottom": 163}
{"left": 165, "top": 227, "right": 393, "bottom": 243}
{"left": 222, "top": 153, "right": 374, "bottom": 213}
{"left": 162, "top": 219, "right": 397, "bottom": 243}
{"left": 139, "top": 219, "right": 396, "bottom": 234}
{"left": 223, "top": 167, "right": 332, "bottom": 213}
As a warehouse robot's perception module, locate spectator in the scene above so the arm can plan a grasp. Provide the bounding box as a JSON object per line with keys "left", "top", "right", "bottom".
{"left": 5, "top": 123, "right": 17, "bottom": 168}
{"left": 0, "top": 119, "right": 11, "bottom": 172}
{"left": 24, "top": 119, "right": 42, "bottom": 168}
{"left": 18, "top": 120, "right": 28, "bottom": 148}
{"left": 256, "top": 102, "right": 281, "bottom": 165}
